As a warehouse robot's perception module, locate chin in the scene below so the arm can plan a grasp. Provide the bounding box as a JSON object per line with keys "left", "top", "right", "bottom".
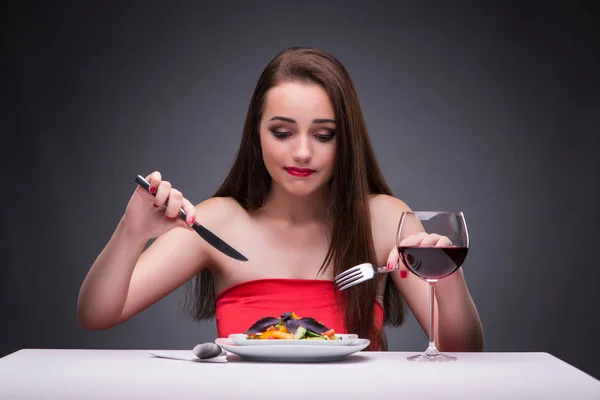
{"left": 284, "top": 185, "right": 318, "bottom": 198}
{"left": 284, "top": 180, "right": 330, "bottom": 198}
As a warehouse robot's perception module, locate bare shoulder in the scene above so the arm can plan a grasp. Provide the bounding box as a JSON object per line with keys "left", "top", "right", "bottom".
{"left": 369, "top": 194, "right": 412, "bottom": 218}
{"left": 194, "top": 196, "right": 246, "bottom": 224}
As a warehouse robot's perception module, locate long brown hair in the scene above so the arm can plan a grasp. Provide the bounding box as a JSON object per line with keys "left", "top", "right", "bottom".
{"left": 185, "top": 47, "right": 405, "bottom": 350}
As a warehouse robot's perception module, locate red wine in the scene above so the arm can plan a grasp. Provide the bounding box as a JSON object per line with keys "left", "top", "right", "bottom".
{"left": 397, "top": 246, "right": 468, "bottom": 280}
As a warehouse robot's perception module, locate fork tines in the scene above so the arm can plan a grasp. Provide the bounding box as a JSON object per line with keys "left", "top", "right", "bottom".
{"left": 334, "top": 263, "right": 375, "bottom": 291}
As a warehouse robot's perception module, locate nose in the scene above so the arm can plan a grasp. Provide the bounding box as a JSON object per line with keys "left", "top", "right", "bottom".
{"left": 292, "top": 133, "right": 312, "bottom": 164}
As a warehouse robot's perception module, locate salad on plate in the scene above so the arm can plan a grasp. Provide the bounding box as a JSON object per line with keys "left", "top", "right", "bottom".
{"left": 244, "top": 312, "right": 340, "bottom": 341}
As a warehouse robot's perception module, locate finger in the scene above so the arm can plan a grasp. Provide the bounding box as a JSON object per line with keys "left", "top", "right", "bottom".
{"left": 165, "top": 188, "right": 183, "bottom": 219}
{"left": 435, "top": 235, "right": 453, "bottom": 247}
{"left": 386, "top": 247, "right": 407, "bottom": 279}
{"left": 146, "top": 171, "right": 162, "bottom": 194}
{"left": 154, "top": 180, "right": 171, "bottom": 208}
{"left": 420, "top": 234, "right": 441, "bottom": 247}
{"left": 386, "top": 247, "right": 399, "bottom": 268}
{"left": 181, "top": 198, "right": 197, "bottom": 226}
{"left": 171, "top": 197, "right": 195, "bottom": 231}
{"left": 398, "top": 232, "right": 428, "bottom": 247}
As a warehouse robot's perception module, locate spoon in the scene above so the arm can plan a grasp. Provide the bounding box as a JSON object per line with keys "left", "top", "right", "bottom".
{"left": 193, "top": 342, "right": 225, "bottom": 359}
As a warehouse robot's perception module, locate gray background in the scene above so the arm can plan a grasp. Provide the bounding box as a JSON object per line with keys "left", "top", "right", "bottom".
{"left": 3, "top": 0, "right": 600, "bottom": 380}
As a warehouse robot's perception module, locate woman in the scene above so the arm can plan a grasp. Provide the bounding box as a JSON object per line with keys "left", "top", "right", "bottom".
{"left": 77, "top": 47, "right": 484, "bottom": 352}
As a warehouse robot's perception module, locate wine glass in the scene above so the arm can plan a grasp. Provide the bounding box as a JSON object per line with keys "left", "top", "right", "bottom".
{"left": 396, "top": 211, "right": 469, "bottom": 362}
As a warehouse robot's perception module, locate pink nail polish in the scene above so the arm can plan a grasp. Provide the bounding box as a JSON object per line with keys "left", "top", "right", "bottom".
{"left": 387, "top": 263, "right": 394, "bottom": 271}
{"left": 400, "top": 270, "right": 407, "bottom": 279}
{"left": 189, "top": 216, "right": 195, "bottom": 225}
{"left": 153, "top": 204, "right": 159, "bottom": 208}
{"left": 150, "top": 186, "right": 156, "bottom": 193}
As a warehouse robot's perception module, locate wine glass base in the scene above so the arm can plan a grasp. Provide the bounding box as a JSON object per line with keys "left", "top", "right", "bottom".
{"left": 407, "top": 353, "right": 457, "bottom": 362}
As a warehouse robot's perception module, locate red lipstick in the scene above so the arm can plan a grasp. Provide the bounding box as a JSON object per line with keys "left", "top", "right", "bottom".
{"left": 284, "top": 167, "right": 315, "bottom": 177}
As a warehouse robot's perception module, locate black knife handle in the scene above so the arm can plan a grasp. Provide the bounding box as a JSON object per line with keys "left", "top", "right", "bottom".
{"left": 135, "top": 175, "right": 152, "bottom": 192}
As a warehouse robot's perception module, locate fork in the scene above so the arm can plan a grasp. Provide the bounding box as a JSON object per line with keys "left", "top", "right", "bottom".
{"left": 334, "top": 263, "right": 400, "bottom": 291}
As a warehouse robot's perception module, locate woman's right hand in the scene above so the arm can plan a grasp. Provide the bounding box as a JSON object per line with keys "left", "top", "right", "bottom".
{"left": 121, "top": 171, "right": 197, "bottom": 239}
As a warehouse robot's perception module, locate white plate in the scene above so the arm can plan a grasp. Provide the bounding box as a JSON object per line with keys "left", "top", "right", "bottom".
{"left": 229, "top": 333, "right": 359, "bottom": 346}
{"left": 215, "top": 338, "right": 370, "bottom": 363}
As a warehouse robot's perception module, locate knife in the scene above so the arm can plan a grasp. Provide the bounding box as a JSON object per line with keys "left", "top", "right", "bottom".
{"left": 134, "top": 175, "right": 248, "bottom": 262}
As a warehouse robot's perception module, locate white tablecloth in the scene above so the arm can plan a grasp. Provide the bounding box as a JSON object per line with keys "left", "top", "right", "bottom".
{"left": 1, "top": 349, "right": 599, "bottom": 399}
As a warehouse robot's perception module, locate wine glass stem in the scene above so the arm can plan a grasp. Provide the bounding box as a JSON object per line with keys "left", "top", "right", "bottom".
{"left": 428, "top": 281, "right": 437, "bottom": 351}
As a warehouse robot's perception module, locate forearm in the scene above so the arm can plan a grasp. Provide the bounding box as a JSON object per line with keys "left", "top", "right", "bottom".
{"left": 435, "top": 268, "right": 484, "bottom": 352}
{"left": 77, "top": 218, "right": 148, "bottom": 329}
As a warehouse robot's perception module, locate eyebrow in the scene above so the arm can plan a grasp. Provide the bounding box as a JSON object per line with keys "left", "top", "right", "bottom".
{"left": 270, "top": 116, "right": 336, "bottom": 124}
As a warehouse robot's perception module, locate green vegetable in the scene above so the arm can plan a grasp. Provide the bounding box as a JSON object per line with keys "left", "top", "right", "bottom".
{"left": 294, "top": 326, "right": 307, "bottom": 340}
{"left": 304, "top": 330, "right": 323, "bottom": 338}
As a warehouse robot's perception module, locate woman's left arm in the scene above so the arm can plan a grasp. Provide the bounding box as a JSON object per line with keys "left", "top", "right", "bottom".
{"left": 370, "top": 194, "right": 484, "bottom": 352}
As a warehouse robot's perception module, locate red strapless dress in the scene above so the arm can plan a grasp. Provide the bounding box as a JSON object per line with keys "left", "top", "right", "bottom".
{"left": 215, "top": 278, "right": 384, "bottom": 347}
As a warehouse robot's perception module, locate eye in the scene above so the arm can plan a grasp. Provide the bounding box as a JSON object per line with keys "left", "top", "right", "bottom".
{"left": 271, "top": 130, "right": 291, "bottom": 140}
{"left": 314, "top": 132, "right": 336, "bottom": 142}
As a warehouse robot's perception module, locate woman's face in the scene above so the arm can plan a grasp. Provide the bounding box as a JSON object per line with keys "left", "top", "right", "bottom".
{"left": 259, "top": 81, "right": 337, "bottom": 198}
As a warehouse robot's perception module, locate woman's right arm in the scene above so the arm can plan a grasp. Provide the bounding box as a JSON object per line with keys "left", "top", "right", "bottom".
{"left": 77, "top": 171, "right": 214, "bottom": 330}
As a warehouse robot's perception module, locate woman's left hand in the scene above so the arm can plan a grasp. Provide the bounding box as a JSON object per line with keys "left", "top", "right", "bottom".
{"left": 386, "top": 233, "right": 453, "bottom": 274}
{"left": 398, "top": 232, "right": 452, "bottom": 247}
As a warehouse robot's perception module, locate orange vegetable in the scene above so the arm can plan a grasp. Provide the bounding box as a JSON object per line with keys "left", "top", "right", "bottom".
{"left": 278, "top": 325, "right": 289, "bottom": 333}
{"left": 259, "top": 330, "right": 296, "bottom": 340}
{"left": 266, "top": 325, "right": 276, "bottom": 332}
{"left": 323, "top": 329, "right": 335, "bottom": 337}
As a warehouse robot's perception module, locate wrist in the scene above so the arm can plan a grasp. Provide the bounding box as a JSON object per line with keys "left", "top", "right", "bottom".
{"left": 116, "top": 216, "right": 152, "bottom": 244}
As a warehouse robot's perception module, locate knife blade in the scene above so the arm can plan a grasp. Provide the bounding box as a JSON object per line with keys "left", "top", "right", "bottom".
{"left": 134, "top": 175, "right": 248, "bottom": 262}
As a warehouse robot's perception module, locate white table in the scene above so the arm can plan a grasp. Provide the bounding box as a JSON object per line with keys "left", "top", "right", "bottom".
{"left": 1, "top": 349, "right": 599, "bottom": 399}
